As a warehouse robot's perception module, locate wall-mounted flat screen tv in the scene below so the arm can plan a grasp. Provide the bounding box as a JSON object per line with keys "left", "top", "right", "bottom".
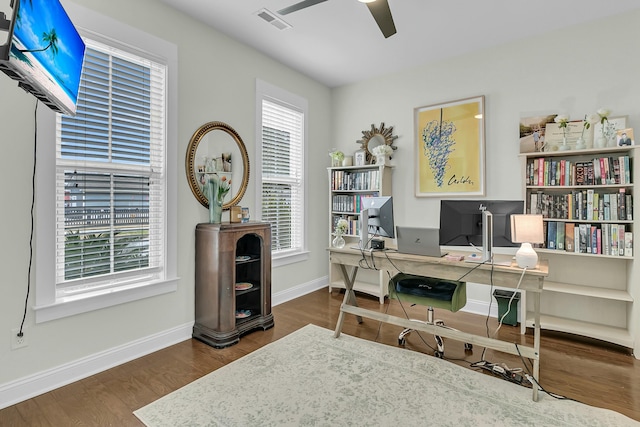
{"left": 0, "top": 0, "right": 85, "bottom": 116}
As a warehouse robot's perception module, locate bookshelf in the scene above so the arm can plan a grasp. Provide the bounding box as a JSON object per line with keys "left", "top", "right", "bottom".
{"left": 327, "top": 164, "right": 393, "bottom": 303}
{"left": 520, "top": 146, "right": 639, "bottom": 353}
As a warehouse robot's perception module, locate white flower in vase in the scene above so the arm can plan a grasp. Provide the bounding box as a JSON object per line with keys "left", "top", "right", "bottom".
{"left": 372, "top": 145, "right": 393, "bottom": 165}
{"left": 595, "top": 108, "right": 612, "bottom": 147}
{"left": 335, "top": 218, "right": 348, "bottom": 236}
{"left": 371, "top": 144, "right": 393, "bottom": 157}
{"left": 577, "top": 114, "right": 599, "bottom": 149}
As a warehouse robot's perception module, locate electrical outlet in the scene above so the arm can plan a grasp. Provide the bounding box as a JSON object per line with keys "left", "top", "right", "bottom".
{"left": 11, "top": 328, "right": 28, "bottom": 350}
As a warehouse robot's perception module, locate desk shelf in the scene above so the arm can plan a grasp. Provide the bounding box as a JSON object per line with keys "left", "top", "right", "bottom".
{"left": 329, "top": 277, "right": 386, "bottom": 301}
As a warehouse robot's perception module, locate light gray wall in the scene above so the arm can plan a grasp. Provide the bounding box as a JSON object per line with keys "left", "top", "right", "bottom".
{"left": 0, "top": 0, "right": 331, "bottom": 390}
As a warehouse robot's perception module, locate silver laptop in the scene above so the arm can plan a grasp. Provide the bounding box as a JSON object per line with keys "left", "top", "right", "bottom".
{"left": 396, "top": 226, "right": 448, "bottom": 257}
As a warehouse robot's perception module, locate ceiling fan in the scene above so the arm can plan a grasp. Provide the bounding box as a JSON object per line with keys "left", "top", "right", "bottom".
{"left": 277, "top": 0, "right": 396, "bottom": 38}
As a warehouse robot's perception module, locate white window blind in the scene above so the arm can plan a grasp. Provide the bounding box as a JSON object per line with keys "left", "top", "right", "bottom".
{"left": 261, "top": 99, "right": 304, "bottom": 254}
{"left": 55, "top": 39, "right": 166, "bottom": 296}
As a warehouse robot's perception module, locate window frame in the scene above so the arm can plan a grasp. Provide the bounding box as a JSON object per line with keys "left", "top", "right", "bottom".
{"left": 255, "top": 79, "right": 309, "bottom": 267}
{"left": 33, "top": 12, "right": 178, "bottom": 323}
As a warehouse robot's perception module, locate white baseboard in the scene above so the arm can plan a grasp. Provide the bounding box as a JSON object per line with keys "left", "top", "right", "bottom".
{"left": 272, "top": 276, "right": 328, "bottom": 306}
{"left": 0, "top": 322, "right": 193, "bottom": 410}
{"left": 0, "top": 279, "right": 329, "bottom": 410}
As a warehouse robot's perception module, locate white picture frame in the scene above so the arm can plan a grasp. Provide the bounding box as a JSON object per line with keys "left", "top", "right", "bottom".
{"left": 593, "top": 116, "right": 627, "bottom": 142}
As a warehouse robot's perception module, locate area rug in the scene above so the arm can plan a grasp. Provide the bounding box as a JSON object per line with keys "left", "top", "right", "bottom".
{"left": 134, "top": 324, "right": 637, "bottom": 426}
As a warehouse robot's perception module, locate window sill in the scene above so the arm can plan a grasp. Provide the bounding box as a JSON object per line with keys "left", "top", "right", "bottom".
{"left": 272, "top": 250, "right": 310, "bottom": 268}
{"left": 34, "top": 277, "right": 179, "bottom": 323}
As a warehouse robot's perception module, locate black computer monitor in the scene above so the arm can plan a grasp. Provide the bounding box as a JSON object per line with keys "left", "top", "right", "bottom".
{"left": 439, "top": 200, "right": 524, "bottom": 248}
{"left": 359, "top": 196, "right": 394, "bottom": 249}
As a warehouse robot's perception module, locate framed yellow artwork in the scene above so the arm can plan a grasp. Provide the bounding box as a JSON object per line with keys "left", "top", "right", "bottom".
{"left": 414, "top": 95, "right": 485, "bottom": 197}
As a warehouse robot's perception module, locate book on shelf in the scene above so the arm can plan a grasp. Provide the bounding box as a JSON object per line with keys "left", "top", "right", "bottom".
{"left": 578, "top": 224, "right": 589, "bottom": 253}
{"left": 613, "top": 157, "right": 621, "bottom": 185}
{"left": 623, "top": 155, "right": 630, "bottom": 184}
{"left": 586, "top": 189, "right": 594, "bottom": 221}
{"left": 556, "top": 222, "right": 565, "bottom": 250}
{"left": 611, "top": 225, "right": 619, "bottom": 256}
{"left": 565, "top": 223, "right": 575, "bottom": 252}
{"left": 616, "top": 224, "right": 624, "bottom": 256}
{"left": 610, "top": 192, "right": 618, "bottom": 221}
{"left": 618, "top": 188, "right": 626, "bottom": 220}
{"left": 529, "top": 192, "right": 538, "bottom": 214}
{"left": 591, "top": 225, "right": 598, "bottom": 255}
{"left": 625, "top": 231, "right": 633, "bottom": 257}
{"left": 574, "top": 162, "right": 585, "bottom": 186}
{"left": 593, "top": 158, "right": 601, "bottom": 185}
{"left": 547, "top": 221, "right": 557, "bottom": 250}
{"left": 603, "top": 193, "right": 611, "bottom": 221}
{"left": 597, "top": 196, "right": 604, "bottom": 222}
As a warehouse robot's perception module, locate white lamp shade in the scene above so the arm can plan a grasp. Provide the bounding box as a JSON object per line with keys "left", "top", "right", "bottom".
{"left": 511, "top": 214, "right": 544, "bottom": 269}
{"left": 510, "top": 214, "right": 544, "bottom": 244}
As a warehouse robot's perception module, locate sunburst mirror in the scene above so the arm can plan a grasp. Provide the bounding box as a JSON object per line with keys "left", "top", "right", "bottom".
{"left": 357, "top": 122, "right": 398, "bottom": 164}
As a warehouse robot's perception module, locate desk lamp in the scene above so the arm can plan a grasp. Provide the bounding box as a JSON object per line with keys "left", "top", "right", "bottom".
{"left": 510, "top": 214, "right": 544, "bottom": 268}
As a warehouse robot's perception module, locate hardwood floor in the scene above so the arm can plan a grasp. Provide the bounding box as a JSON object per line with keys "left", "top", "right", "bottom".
{"left": 2, "top": 287, "right": 640, "bottom": 425}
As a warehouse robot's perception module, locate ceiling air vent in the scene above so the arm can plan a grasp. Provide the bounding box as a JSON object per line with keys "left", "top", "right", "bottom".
{"left": 255, "top": 8, "right": 292, "bottom": 31}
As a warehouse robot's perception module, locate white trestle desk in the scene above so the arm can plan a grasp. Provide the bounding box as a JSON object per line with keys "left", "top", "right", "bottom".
{"left": 329, "top": 247, "right": 548, "bottom": 401}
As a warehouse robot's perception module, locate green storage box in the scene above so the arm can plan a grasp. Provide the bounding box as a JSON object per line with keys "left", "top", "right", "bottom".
{"left": 493, "top": 289, "right": 520, "bottom": 326}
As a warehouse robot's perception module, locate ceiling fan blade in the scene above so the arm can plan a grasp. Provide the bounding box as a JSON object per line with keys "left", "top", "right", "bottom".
{"left": 366, "top": 0, "right": 396, "bottom": 38}
{"left": 278, "top": 0, "right": 329, "bottom": 15}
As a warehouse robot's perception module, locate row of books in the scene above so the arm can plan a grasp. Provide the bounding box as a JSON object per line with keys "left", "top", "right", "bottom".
{"left": 331, "top": 193, "right": 378, "bottom": 214}
{"left": 529, "top": 188, "right": 632, "bottom": 221}
{"left": 525, "top": 155, "right": 631, "bottom": 187}
{"left": 543, "top": 221, "right": 633, "bottom": 257}
{"left": 332, "top": 214, "right": 360, "bottom": 236}
{"left": 330, "top": 169, "right": 381, "bottom": 191}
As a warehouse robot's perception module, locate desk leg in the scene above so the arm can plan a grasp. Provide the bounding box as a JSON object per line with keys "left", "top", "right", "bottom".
{"left": 334, "top": 264, "right": 361, "bottom": 338}
{"left": 532, "top": 291, "right": 541, "bottom": 402}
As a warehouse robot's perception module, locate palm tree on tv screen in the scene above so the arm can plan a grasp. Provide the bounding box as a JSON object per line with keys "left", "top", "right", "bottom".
{"left": 22, "top": 28, "right": 59, "bottom": 56}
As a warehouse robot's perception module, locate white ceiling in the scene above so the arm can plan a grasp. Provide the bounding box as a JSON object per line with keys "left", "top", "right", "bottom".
{"left": 160, "top": 0, "right": 640, "bottom": 88}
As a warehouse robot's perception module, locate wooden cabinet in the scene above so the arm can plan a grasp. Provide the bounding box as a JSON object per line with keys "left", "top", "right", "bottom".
{"left": 520, "top": 146, "right": 638, "bottom": 351}
{"left": 327, "top": 164, "right": 393, "bottom": 303}
{"left": 193, "top": 222, "right": 274, "bottom": 348}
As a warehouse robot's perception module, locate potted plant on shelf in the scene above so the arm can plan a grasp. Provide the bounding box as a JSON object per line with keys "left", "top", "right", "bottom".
{"left": 372, "top": 144, "right": 393, "bottom": 165}
{"left": 329, "top": 149, "right": 345, "bottom": 167}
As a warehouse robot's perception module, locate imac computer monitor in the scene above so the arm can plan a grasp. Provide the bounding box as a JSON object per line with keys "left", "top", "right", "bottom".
{"left": 359, "top": 196, "right": 394, "bottom": 249}
{"left": 439, "top": 200, "right": 524, "bottom": 260}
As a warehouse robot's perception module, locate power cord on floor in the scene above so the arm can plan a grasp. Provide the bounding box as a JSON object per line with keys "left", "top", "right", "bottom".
{"left": 469, "top": 360, "right": 531, "bottom": 387}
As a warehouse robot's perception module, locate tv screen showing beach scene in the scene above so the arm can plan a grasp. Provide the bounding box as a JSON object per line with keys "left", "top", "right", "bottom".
{"left": 5, "top": 0, "right": 85, "bottom": 115}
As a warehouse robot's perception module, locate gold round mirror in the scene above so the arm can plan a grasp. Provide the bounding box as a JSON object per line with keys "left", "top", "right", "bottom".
{"left": 356, "top": 122, "right": 398, "bottom": 164}
{"left": 185, "top": 121, "right": 250, "bottom": 210}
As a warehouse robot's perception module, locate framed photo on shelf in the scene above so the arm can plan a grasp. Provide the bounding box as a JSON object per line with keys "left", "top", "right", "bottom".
{"left": 414, "top": 95, "right": 485, "bottom": 197}
{"left": 354, "top": 149, "right": 366, "bottom": 166}
{"left": 593, "top": 116, "right": 627, "bottom": 142}
{"left": 616, "top": 128, "right": 634, "bottom": 146}
{"left": 543, "top": 120, "right": 584, "bottom": 151}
